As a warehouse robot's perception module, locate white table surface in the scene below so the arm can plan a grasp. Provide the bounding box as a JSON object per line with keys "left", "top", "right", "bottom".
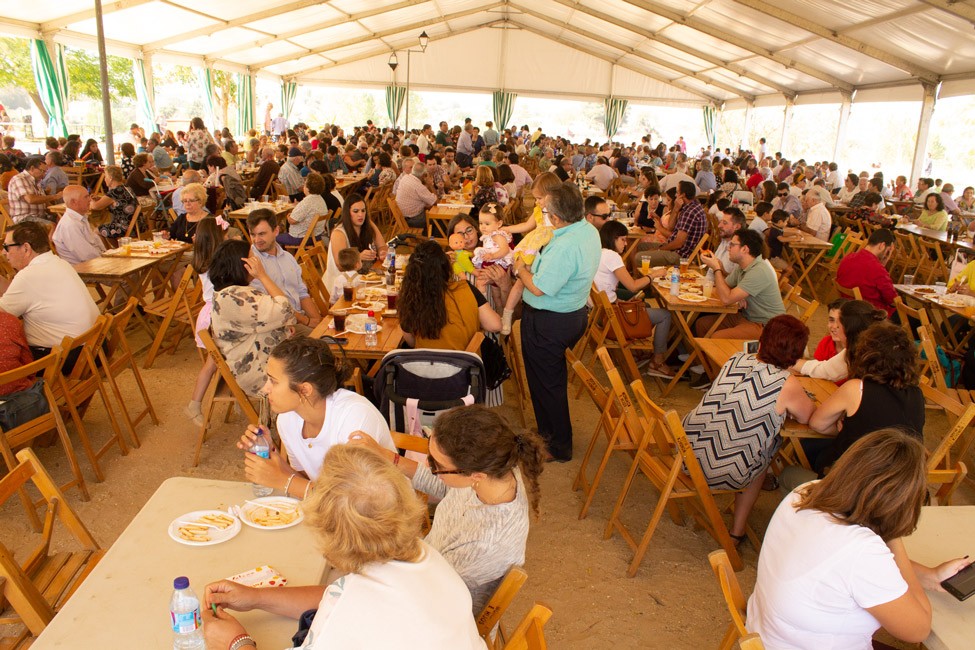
{"left": 33, "top": 477, "right": 328, "bottom": 649}
{"left": 903, "top": 505, "right": 975, "bottom": 650}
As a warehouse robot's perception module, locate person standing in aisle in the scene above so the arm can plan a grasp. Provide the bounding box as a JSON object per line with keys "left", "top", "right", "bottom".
{"left": 514, "top": 182, "right": 599, "bottom": 462}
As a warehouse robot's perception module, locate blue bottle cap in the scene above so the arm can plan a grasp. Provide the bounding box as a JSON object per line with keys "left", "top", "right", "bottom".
{"left": 173, "top": 576, "right": 189, "bottom": 589}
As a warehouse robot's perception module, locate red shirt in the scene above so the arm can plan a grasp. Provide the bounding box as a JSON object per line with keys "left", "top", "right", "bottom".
{"left": 0, "top": 312, "right": 35, "bottom": 396}
{"left": 814, "top": 334, "right": 836, "bottom": 361}
{"left": 836, "top": 249, "right": 897, "bottom": 316}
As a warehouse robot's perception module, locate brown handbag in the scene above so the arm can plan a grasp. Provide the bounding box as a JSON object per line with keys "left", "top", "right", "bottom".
{"left": 607, "top": 299, "right": 653, "bottom": 340}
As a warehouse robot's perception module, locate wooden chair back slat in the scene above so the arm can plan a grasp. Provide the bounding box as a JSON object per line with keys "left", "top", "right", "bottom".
{"left": 477, "top": 567, "right": 528, "bottom": 648}
{"left": 709, "top": 550, "right": 749, "bottom": 650}
{"left": 501, "top": 602, "right": 552, "bottom": 650}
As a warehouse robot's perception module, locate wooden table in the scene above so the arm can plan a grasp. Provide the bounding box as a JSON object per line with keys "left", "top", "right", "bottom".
{"left": 32, "top": 477, "right": 328, "bottom": 649}
{"left": 228, "top": 202, "right": 295, "bottom": 240}
{"left": 897, "top": 223, "right": 975, "bottom": 254}
{"left": 309, "top": 290, "right": 403, "bottom": 369}
{"left": 427, "top": 201, "right": 471, "bottom": 240}
{"left": 903, "top": 506, "right": 975, "bottom": 650}
{"left": 780, "top": 230, "right": 832, "bottom": 301}
{"left": 895, "top": 284, "right": 975, "bottom": 353}
{"left": 646, "top": 271, "right": 738, "bottom": 396}
{"left": 74, "top": 243, "right": 189, "bottom": 314}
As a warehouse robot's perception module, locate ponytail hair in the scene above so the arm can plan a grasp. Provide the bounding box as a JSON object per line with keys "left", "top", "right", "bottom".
{"left": 432, "top": 405, "right": 545, "bottom": 516}
{"left": 269, "top": 336, "right": 351, "bottom": 400}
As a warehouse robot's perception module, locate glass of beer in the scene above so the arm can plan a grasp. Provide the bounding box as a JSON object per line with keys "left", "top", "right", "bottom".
{"left": 331, "top": 309, "right": 347, "bottom": 331}
{"left": 342, "top": 284, "right": 355, "bottom": 302}
{"left": 385, "top": 288, "right": 398, "bottom": 311}
{"left": 679, "top": 258, "right": 690, "bottom": 274}
{"left": 640, "top": 258, "right": 650, "bottom": 275}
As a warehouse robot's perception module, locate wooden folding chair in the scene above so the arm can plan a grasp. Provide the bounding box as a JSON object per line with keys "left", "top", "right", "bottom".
{"left": 924, "top": 401, "right": 975, "bottom": 504}
{"left": 501, "top": 602, "right": 552, "bottom": 650}
{"left": 890, "top": 230, "right": 921, "bottom": 283}
{"left": 386, "top": 197, "right": 422, "bottom": 239}
{"left": 739, "top": 634, "right": 766, "bottom": 650}
{"left": 781, "top": 285, "right": 819, "bottom": 325}
{"left": 588, "top": 290, "right": 656, "bottom": 385}
{"left": 605, "top": 382, "right": 746, "bottom": 576}
{"left": 0, "top": 351, "right": 89, "bottom": 532}
{"left": 122, "top": 204, "right": 144, "bottom": 239}
{"left": 193, "top": 329, "right": 262, "bottom": 466}
{"left": 0, "top": 449, "right": 104, "bottom": 647}
{"left": 53, "top": 317, "right": 130, "bottom": 483}
{"left": 143, "top": 265, "right": 203, "bottom": 368}
{"left": 569, "top": 286, "right": 606, "bottom": 377}
{"left": 570, "top": 347, "right": 644, "bottom": 519}
{"left": 892, "top": 297, "right": 933, "bottom": 341}
{"left": 709, "top": 550, "right": 749, "bottom": 650}
{"left": 505, "top": 320, "right": 531, "bottom": 427}
{"left": 98, "top": 298, "right": 159, "bottom": 448}
{"left": 283, "top": 211, "right": 327, "bottom": 256}
{"left": 686, "top": 232, "right": 710, "bottom": 265}
{"left": 389, "top": 432, "right": 433, "bottom": 536}
{"left": 916, "top": 237, "right": 949, "bottom": 285}
{"left": 296, "top": 240, "right": 330, "bottom": 278}
{"left": 477, "top": 567, "right": 528, "bottom": 650}
{"left": 272, "top": 180, "right": 288, "bottom": 201}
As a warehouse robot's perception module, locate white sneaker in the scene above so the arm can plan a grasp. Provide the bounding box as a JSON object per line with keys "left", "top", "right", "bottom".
{"left": 678, "top": 353, "right": 690, "bottom": 362}
{"left": 184, "top": 403, "right": 205, "bottom": 428}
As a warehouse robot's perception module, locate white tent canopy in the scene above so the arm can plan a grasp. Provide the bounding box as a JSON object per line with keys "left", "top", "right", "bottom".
{"left": 3, "top": 0, "right": 975, "bottom": 107}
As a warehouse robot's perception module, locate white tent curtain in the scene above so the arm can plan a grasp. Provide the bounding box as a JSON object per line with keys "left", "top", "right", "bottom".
{"left": 385, "top": 85, "right": 406, "bottom": 128}
{"left": 197, "top": 67, "right": 217, "bottom": 130}
{"left": 603, "top": 97, "right": 628, "bottom": 140}
{"left": 281, "top": 81, "right": 298, "bottom": 122}
{"left": 237, "top": 73, "right": 254, "bottom": 138}
{"left": 133, "top": 59, "right": 155, "bottom": 133}
{"left": 29, "top": 39, "right": 69, "bottom": 138}
{"left": 492, "top": 91, "right": 517, "bottom": 132}
{"left": 703, "top": 105, "right": 717, "bottom": 151}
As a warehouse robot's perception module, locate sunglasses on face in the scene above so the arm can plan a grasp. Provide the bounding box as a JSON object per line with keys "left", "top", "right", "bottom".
{"left": 427, "top": 453, "right": 465, "bottom": 476}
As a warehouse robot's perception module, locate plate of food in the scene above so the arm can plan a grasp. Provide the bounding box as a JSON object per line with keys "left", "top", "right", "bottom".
{"left": 360, "top": 272, "right": 385, "bottom": 284}
{"left": 345, "top": 313, "right": 383, "bottom": 334}
{"left": 236, "top": 497, "right": 303, "bottom": 530}
{"left": 168, "top": 510, "right": 241, "bottom": 546}
{"left": 678, "top": 293, "right": 708, "bottom": 302}
{"left": 679, "top": 283, "right": 702, "bottom": 292}
{"left": 356, "top": 287, "right": 387, "bottom": 302}
{"left": 913, "top": 286, "right": 938, "bottom": 295}
{"left": 350, "top": 300, "right": 385, "bottom": 312}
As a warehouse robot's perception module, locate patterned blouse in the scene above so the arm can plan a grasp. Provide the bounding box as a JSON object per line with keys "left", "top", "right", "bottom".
{"left": 211, "top": 286, "right": 295, "bottom": 395}
{"left": 120, "top": 156, "right": 135, "bottom": 178}
{"left": 378, "top": 167, "right": 396, "bottom": 187}
{"left": 98, "top": 185, "right": 140, "bottom": 238}
{"left": 186, "top": 129, "right": 210, "bottom": 164}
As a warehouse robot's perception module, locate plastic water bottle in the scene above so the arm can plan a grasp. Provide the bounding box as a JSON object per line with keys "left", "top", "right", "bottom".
{"left": 249, "top": 429, "right": 274, "bottom": 497}
{"left": 170, "top": 577, "right": 205, "bottom": 650}
{"left": 670, "top": 266, "right": 680, "bottom": 297}
{"left": 364, "top": 311, "right": 378, "bottom": 348}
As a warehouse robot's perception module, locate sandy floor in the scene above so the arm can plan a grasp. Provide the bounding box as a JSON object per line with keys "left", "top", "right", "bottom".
{"left": 3, "top": 306, "right": 972, "bottom": 648}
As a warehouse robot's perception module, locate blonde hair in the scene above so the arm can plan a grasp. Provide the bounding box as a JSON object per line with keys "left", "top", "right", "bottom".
{"left": 304, "top": 445, "right": 425, "bottom": 574}
{"left": 104, "top": 165, "right": 125, "bottom": 183}
{"left": 181, "top": 182, "right": 207, "bottom": 204}
{"left": 474, "top": 165, "right": 495, "bottom": 187}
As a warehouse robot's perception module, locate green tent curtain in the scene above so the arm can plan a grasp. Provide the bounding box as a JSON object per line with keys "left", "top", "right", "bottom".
{"left": 237, "top": 73, "right": 254, "bottom": 137}
{"left": 603, "top": 97, "right": 628, "bottom": 140}
{"left": 133, "top": 59, "right": 155, "bottom": 133}
{"left": 492, "top": 91, "right": 517, "bottom": 131}
{"left": 29, "top": 39, "right": 68, "bottom": 138}
{"left": 385, "top": 85, "right": 406, "bottom": 127}
{"left": 703, "top": 105, "right": 717, "bottom": 151}
{"left": 197, "top": 67, "right": 217, "bottom": 130}
{"left": 281, "top": 81, "right": 298, "bottom": 122}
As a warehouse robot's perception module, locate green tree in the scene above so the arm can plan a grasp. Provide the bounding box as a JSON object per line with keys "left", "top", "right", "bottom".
{"left": 0, "top": 37, "right": 48, "bottom": 124}
{"left": 64, "top": 47, "right": 134, "bottom": 101}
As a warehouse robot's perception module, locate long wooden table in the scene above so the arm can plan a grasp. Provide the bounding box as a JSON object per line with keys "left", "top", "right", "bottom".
{"left": 895, "top": 284, "right": 975, "bottom": 353}
{"left": 32, "top": 477, "right": 328, "bottom": 649}
{"left": 903, "top": 506, "right": 975, "bottom": 650}
{"left": 308, "top": 289, "right": 403, "bottom": 368}
{"left": 779, "top": 229, "right": 832, "bottom": 302}
{"left": 897, "top": 223, "right": 975, "bottom": 254}
{"left": 228, "top": 202, "right": 295, "bottom": 241}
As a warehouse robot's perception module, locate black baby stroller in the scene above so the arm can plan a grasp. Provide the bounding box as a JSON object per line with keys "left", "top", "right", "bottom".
{"left": 371, "top": 348, "right": 486, "bottom": 434}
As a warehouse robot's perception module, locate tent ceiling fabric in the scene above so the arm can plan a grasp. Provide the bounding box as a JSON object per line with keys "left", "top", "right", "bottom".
{"left": 3, "top": 0, "right": 975, "bottom": 106}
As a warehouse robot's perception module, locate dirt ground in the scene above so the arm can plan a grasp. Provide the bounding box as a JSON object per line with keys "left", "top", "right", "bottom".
{"left": 3, "top": 305, "right": 972, "bottom": 648}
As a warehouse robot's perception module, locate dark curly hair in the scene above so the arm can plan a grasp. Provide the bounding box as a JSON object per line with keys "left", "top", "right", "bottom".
{"left": 398, "top": 240, "right": 451, "bottom": 340}
{"left": 432, "top": 405, "right": 546, "bottom": 517}
{"left": 269, "top": 336, "right": 350, "bottom": 399}
{"left": 840, "top": 300, "right": 887, "bottom": 362}
{"left": 848, "top": 322, "right": 919, "bottom": 389}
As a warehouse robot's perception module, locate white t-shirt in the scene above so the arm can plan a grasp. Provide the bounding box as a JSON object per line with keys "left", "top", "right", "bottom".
{"left": 805, "top": 202, "right": 832, "bottom": 241}
{"left": 593, "top": 249, "right": 625, "bottom": 302}
{"left": 297, "top": 542, "right": 486, "bottom": 649}
{"left": 277, "top": 389, "right": 394, "bottom": 479}
{"left": 747, "top": 488, "right": 908, "bottom": 650}
{"left": 749, "top": 217, "right": 768, "bottom": 234}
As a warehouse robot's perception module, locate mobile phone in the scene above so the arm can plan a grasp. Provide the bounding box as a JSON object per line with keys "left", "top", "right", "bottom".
{"left": 743, "top": 340, "right": 759, "bottom": 354}
{"left": 941, "top": 562, "right": 975, "bottom": 601}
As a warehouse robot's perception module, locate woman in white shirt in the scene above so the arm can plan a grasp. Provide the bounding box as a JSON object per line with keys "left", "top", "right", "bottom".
{"left": 203, "top": 445, "right": 485, "bottom": 650}
{"left": 749, "top": 428, "right": 969, "bottom": 650}
{"left": 236, "top": 336, "right": 395, "bottom": 497}
{"left": 596, "top": 221, "right": 675, "bottom": 378}
{"left": 792, "top": 299, "right": 885, "bottom": 382}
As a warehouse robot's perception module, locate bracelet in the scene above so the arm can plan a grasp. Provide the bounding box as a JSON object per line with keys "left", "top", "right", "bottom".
{"left": 228, "top": 634, "right": 256, "bottom": 650}
{"left": 284, "top": 473, "right": 297, "bottom": 497}
{"left": 303, "top": 480, "right": 312, "bottom": 500}
{"left": 392, "top": 452, "right": 401, "bottom": 466}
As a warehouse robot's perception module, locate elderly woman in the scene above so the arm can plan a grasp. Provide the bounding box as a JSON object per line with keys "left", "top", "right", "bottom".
{"left": 91, "top": 165, "right": 141, "bottom": 240}
{"left": 209, "top": 239, "right": 295, "bottom": 396}
{"left": 202, "top": 445, "right": 485, "bottom": 649}
{"left": 514, "top": 182, "right": 600, "bottom": 462}
{"left": 167, "top": 182, "right": 209, "bottom": 243}
{"left": 399, "top": 240, "right": 501, "bottom": 350}
{"left": 125, "top": 153, "right": 155, "bottom": 197}
{"left": 682, "top": 315, "right": 817, "bottom": 543}
{"left": 694, "top": 158, "right": 716, "bottom": 194}
{"left": 351, "top": 404, "right": 545, "bottom": 613}
{"left": 277, "top": 171, "right": 328, "bottom": 247}
{"left": 323, "top": 194, "right": 387, "bottom": 292}
{"left": 750, "top": 429, "right": 971, "bottom": 650}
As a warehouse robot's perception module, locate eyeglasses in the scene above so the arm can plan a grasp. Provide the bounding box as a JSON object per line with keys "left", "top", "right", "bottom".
{"left": 2, "top": 242, "right": 24, "bottom": 252}
{"left": 427, "top": 453, "right": 466, "bottom": 476}
{"left": 592, "top": 211, "right": 612, "bottom": 218}
{"left": 777, "top": 192, "right": 788, "bottom": 197}
{"left": 458, "top": 226, "right": 476, "bottom": 236}
{"left": 728, "top": 241, "right": 741, "bottom": 248}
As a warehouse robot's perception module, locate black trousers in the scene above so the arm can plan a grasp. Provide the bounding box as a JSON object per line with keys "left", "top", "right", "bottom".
{"left": 520, "top": 303, "right": 588, "bottom": 460}
{"left": 29, "top": 345, "right": 83, "bottom": 376}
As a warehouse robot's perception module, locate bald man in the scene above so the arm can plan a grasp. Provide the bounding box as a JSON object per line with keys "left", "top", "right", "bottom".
{"left": 51, "top": 185, "right": 105, "bottom": 265}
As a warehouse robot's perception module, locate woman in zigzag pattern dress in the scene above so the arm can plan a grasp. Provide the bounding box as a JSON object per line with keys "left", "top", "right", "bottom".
{"left": 682, "top": 315, "right": 816, "bottom": 543}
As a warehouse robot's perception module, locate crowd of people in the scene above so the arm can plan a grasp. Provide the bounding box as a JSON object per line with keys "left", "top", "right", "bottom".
{"left": 2, "top": 112, "right": 974, "bottom": 650}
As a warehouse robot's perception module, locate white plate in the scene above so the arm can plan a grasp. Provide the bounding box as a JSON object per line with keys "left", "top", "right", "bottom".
{"left": 678, "top": 293, "right": 708, "bottom": 302}
{"left": 168, "top": 510, "right": 241, "bottom": 546}
{"left": 345, "top": 313, "right": 383, "bottom": 334}
{"left": 237, "top": 497, "right": 304, "bottom": 530}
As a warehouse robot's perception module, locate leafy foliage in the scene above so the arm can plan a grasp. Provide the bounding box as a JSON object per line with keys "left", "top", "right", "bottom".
{"left": 64, "top": 47, "right": 135, "bottom": 101}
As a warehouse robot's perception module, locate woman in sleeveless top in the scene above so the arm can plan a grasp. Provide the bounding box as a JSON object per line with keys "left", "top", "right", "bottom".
{"left": 683, "top": 315, "right": 816, "bottom": 542}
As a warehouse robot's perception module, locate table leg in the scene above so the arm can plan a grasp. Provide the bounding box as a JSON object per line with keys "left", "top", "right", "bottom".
{"left": 661, "top": 311, "right": 729, "bottom": 397}
{"left": 789, "top": 248, "right": 827, "bottom": 302}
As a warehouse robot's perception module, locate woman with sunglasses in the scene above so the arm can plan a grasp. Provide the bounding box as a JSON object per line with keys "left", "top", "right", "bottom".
{"left": 350, "top": 404, "right": 545, "bottom": 613}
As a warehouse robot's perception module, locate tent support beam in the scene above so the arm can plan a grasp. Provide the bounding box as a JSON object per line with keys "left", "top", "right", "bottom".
{"left": 910, "top": 83, "right": 939, "bottom": 186}
{"left": 741, "top": 101, "right": 753, "bottom": 150}
{"left": 832, "top": 91, "right": 854, "bottom": 162}
{"left": 40, "top": 0, "right": 155, "bottom": 33}
{"left": 779, "top": 96, "right": 794, "bottom": 153}
{"left": 142, "top": 49, "right": 156, "bottom": 130}
{"left": 920, "top": 0, "right": 975, "bottom": 27}
{"left": 730, "top": 0, "right": 940, "bottom": 83}
{"left": 94, "top": 0, "right": 115, "bottom": 165}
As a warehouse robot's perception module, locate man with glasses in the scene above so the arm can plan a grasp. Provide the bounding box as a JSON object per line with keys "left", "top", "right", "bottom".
{"left": 584, "top": 196, "right": 612, "bottom": 230}
{"left": 0, "top": 221, "right": 99, "bottom": 374}
{"left": 7, "top": 157, "right": 61, "bottom": 224}
{"left": 772, "top": 181, "right": 802, "bottom": 222}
